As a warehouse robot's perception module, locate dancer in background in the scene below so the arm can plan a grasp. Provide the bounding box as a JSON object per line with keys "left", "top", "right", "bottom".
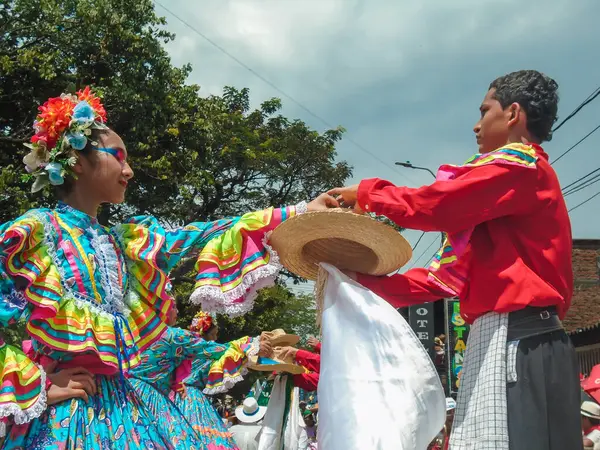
{"left": 174, "top": 312, "right": 277, "bottom": 447}
{"left": 0, "top": 87, "right": 336, "bottom": 449}
{"left": 128, "top": 308, "right": 267, "bottom": 449}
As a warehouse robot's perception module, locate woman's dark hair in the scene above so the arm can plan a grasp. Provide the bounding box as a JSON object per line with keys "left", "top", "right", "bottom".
{"left": 204, "top": 324, "right": 217, "bottom": 336}
{"left": 55, "top": 128, "right": 112, "bottom": 198}
{"left": 489, "top": 70, "right": 559, "bottom": 143}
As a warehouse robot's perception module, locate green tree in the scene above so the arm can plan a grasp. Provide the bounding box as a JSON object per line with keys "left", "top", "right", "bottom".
{"left": 0, "top": 0, "right": 185, "bottom": 219}
{"left": 0, "top": 0, "right": 350, "bottom": 223}
{"left": 0, "top": 0, "right": 351, "bottom": 349}
{"left": 175, "top": 284, "right": 320, "bottom": 344}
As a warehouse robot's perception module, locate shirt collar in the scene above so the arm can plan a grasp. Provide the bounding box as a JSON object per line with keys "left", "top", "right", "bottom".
{"left": 528, "top": 142, "right": 549, "bottom": 161}
{"left": 56, "top": 201, "right": 98, "bottom": 228}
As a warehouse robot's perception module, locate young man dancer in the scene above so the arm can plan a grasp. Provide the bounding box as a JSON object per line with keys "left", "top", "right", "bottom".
{"left": 331, "top": 70, "right": 580, "bottom": 450}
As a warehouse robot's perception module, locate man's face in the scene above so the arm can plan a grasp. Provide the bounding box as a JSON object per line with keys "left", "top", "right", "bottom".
{"left": 583, "top": 415, "right": 592, "bottom": 430}
{"left": 473, "top": 89, "right": 512, "bottom": 154}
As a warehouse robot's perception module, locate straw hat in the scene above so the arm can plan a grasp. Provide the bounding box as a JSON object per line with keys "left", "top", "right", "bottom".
{"left": 261, "top": 329, "right": 300, "bottom": 347}
{"left": 235, "top": 397, "right": 267, "bottom": 423}
{"left": 247, "top": 347, "right": 306, "bottom": 375}
{"left": 269, "top": 209, "right": 412, "bottom": 280}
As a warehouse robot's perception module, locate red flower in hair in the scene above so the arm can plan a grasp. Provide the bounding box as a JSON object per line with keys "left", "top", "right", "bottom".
{"left": 35, "top": 96, "right": 75, "bottom": 149}
{"left": 190, "top": 311, "right": 214, "bottom": 335}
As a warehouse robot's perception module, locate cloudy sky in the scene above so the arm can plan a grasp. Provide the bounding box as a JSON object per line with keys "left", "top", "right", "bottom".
{"left": 156, "top": 0, "right": 600, "bottom": 271}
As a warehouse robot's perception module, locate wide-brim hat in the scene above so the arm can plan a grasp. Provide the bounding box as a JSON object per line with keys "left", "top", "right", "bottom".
{"left": 581, "top": 400, "right": 600, "bottom": 420}
{"left": 270, "top": 209, "right": 412, "bottom": 280}
{"left": 247, "top": 354, "right": 305, "bottom": 375}
{"left": 261, "top": 329, "right": 300, "bottom": 347}
{"left": 235, "top": 397, "right": 267, "bottom": 423}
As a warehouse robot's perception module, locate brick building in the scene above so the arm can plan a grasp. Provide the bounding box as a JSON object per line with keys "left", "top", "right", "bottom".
{"left": 565, "top": 239, "right": 600, "bottom": 375}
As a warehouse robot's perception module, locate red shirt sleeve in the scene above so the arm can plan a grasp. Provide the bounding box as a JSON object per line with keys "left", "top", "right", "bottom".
{"left": 357, "top": 163, "right": 538, "bottom": 233}
{"left": 293, "top": 371, "right": 319, "bottom": 392}
{"left": 357, "top": 268, "right": 449, "bottom": 308}
{"left": 295, "top": 349, "right": 320, "bottom": 373}
{"left": 313, "top": 342, "right": 321, "bottom": 354}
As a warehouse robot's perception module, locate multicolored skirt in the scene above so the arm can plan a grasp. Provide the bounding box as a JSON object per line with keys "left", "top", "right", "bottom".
{"left": 1, "top": 375, "right": 172, "bottom": 450}
{"left": 173, "top": 386, "right": 239, "bottom": 450}
{"left": 128, "top": 377, "right": 205, "bottom": 449}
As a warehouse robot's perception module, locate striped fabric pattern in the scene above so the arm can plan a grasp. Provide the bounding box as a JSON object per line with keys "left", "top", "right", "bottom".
{"left": 0, "top": 339, "right": 45, "bottom": 428}
{"left": 191, "top": 205, "right": 298, "bottom": 315}
{"left": 462, "top": 143, "right": 538, "bottom": 169}
{"left": 1, "top": 203, "right": 297, "bottom": 383}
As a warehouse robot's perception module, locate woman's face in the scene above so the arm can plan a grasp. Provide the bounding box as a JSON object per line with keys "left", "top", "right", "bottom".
{"left": 204, "top": 326, "right": 219, "bottom": 342}
{"left": 74, "top": 130, "right": 134, "bottom": 204}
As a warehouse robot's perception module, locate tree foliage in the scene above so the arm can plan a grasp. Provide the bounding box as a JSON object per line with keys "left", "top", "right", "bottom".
{"left": 175, "top": 284, "right": 320, "bottom": 344}
{"left": 0, "top": 0, "right": 351, "bottom": 349}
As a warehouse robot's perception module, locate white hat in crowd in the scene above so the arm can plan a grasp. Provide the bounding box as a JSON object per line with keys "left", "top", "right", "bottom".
{"left": 235, "top": 397, "right": 267, "bottom": 423}
{"left": 582, "top": 401, "right": 600, "bottom": 420}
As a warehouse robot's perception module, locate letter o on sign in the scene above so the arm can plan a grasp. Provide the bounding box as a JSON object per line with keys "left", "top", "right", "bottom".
{"left": 416, "top": 308, "right": 428, "bottom": 316}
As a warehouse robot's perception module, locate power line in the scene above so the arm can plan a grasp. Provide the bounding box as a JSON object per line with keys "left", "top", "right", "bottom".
{"left": 425, "top": 249, "right": 439, "bottom": 267}
{"left": 561, "top": 167, "right": 600, "bottom": 192}
{"left": 412, "top": 231, "right": 426, "bottom": 251}
{"left": 154, "top": 1, "right": 417, "bottom": 185}
{"left": 407, "top": 235, "right": 439, "bottom": 269}
{"left": 564, "top": 174, "right": 600, "bottom": 197}
{"left": 553, "top": 86, "right": 600, "bottom": 133}
{"left": 568, "top": 189, "right": 600, "bottom": 213}
{"left": 551, "top": 123, "right": 600, "bottom": 166}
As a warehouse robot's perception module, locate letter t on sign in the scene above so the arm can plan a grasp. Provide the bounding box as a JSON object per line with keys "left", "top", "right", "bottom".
{"left": 409, "top": 303, "right": 434, "bottom": 357}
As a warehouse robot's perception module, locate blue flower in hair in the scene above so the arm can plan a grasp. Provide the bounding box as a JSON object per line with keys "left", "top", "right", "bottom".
{"left": 46, "top": 162, "right": 64, "bottom": 185}
{"left": 72, "top": 100, "right": 95, "bottom": 124}
{"left": 65, "top": 131, "right": 87, "bottom": 150}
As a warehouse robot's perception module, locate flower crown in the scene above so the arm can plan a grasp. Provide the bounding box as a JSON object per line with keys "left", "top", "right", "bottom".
{"left": 189, "top": 311, "right": 215, "bottom": 335}
{"left": 23, "top": 87, "right": 108, "bottom": 193}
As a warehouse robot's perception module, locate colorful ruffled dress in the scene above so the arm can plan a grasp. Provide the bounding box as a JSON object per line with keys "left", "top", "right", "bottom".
{"left": 0, "top": 202, "right": 302, "bottom": 449}
{"left": 129, "top": 330, "right": 257, "bottom": 449}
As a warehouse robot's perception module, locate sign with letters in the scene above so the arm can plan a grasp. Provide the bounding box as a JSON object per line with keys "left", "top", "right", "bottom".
{"left": 445, "top": 299, "right": 470, "bottom": 394}
{"left": 409, "top": 303, "right": 435, "bottom": 358}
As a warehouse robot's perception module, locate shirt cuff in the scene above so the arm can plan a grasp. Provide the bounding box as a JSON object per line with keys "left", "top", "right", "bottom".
{"left": 357, "top": 178, "right": 379, "bottom": 213}
{"left": 295, "top": 201, "right": 308, "bottom": 215}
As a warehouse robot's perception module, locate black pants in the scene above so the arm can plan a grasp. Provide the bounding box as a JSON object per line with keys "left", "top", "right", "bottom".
{"left": 507, "top": 329, "right": 583, "bottom": 450}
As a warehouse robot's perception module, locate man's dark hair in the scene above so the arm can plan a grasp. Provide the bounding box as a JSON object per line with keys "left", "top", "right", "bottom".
{"left": 489, "top": 70, "right": 559, "bottom": 143}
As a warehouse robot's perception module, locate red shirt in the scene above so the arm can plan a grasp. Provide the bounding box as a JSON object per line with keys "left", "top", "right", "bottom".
{"left": 584, "top": 425, "right": 600, "bottom": 435}
{"left": 356, "top": 145, "right": 572, "bottom": 323}
{"left": 293, "top": 349, "right": 320, "bottom": 392}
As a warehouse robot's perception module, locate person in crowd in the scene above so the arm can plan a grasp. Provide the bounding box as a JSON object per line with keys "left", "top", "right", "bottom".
{"left": 277, "top": 346, "right": 320, "bottom": 392}
{"left": 304, "top": 411, "right": 317, "bottom": 441}
{"left": 582, "top": 401, "right": 600, "bottom": 450}
{"left": 230, "top": 397, "right": 267, "bottom": 450}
